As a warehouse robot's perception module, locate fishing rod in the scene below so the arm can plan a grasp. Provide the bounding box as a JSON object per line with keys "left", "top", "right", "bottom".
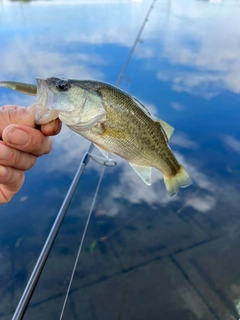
{"left": 12, "top": 144, "right": 94, "bottom": 320}
{"left": 11, "top": 1, "right": 157, "bottom": 319}
{"left": 116, "top": 0, "right": 157, "bottom": 87}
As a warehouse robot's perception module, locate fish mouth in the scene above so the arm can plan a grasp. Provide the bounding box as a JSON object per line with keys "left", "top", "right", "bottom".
{"left": 34, "top": 78, "right": 59, "bottom": 125}
{"left": 34, "top": 77, "right": 106, "bottom": 130}
{"left": 34, "top": 77, "right": 86, "bottom": 127}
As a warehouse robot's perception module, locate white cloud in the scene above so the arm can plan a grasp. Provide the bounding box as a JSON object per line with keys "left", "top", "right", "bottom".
{"left": 0, "top": 38, "right": 105, "bottom": 83}
{"left": 38, "top": 122, "right": 217, "bottom": 217}
{"left": 174, "top": 152, "right": 216, "bottom": 193}
{"left": 0, "top": 0, "right": 154, "bottom": 84}
{"left": 0, "top": 92, "right": 35, "bottom": 109}
{"left": 141, "top": 100, "right": 158, "bottom": 117}
{"left": 1, "top": 0, "right": 235, "bottom": 218}
{"left": 154, "top": 1, "right": 240, "bottom": 98}
{"left": 2, "top": 0, "right": 240, "bottom": 104}
{"left": 171, "top": 133, "right": 198, "bottom": 150}
{"left": 222, "top": 135, "right": 240, "bottom": 154}
{"left": 93, "top": 162, "right": 177, "bottom": 217}
{"left": 43, "top": 124, "right": 94, "bottom": 174}
{"left": 35, "top": 118, "right": 239, "bottom": 218}
{"left": 170, "top": 102, "right": 184, "bottom": 111}
{"left": 157, "top": 71, "right": 224, "bottom": 100}
{"left": 187, "top": 195, "right": 216, "bottom": 213}
{"left": 2, "top": 0, "right": 133, "bottom": 5}
{"left": 134, "top": 46, "right": 156, "bottom": 59}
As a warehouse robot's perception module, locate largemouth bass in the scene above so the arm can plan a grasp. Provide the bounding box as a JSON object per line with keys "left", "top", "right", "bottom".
{"left": 0, "top": 77, "right": 192, "bottom": 196}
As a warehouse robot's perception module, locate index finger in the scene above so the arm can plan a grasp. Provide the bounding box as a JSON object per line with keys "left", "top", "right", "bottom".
{"left": 27, "top": 104, "right": 62, "bottom": 136}
{"left": 40, "top": 118, "right": 62, "bottom": 136}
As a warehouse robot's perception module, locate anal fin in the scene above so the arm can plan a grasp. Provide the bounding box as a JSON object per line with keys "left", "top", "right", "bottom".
{"left": 129, "top": 163, "right": 152, "bottom": 185}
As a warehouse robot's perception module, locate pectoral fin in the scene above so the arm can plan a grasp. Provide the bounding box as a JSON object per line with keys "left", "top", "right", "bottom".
{"left": 157, "top": 119, "right": 174, "bottom": 141}
{"left": 129, "top": 163, "right": 152, "bottom": 185}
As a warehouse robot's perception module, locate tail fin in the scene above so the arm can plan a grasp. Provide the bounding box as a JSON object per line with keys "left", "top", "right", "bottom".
{"left": 163, "top": 165, "right": 192, "bottom": 196}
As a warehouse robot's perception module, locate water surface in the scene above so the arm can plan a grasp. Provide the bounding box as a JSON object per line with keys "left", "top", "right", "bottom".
{"left": 0, "top": 0, "right": 240, "bottom": 319}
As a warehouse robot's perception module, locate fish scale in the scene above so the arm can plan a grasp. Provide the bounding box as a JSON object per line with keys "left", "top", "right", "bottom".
{"left": 84, "top": 85, "right": 180, "bottom": 175}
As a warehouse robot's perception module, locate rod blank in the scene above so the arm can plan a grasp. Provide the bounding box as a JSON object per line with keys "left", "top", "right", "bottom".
{"left": 12, "top": 145, "right": 93, "bottom": 320}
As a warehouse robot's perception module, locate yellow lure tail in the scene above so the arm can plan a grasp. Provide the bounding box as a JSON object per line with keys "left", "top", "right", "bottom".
{"left": 0, "top": 81, "right": 37, "bottom": 95}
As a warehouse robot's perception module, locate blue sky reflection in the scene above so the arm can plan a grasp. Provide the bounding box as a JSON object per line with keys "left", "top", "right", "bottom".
{"left": 0, "top": 1, "right": 240, "bottom": 319}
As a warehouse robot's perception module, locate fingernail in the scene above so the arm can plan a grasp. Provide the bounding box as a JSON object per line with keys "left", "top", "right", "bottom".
{"left": 0, "top": 165, "right": 8, "bottom": 177}
{"left": 8, "top": 128, "right": 29, "bottom": 145}
{"left": 0, "top": 144, "right": 12, "bottom": 160}
{"left": 51, "top": 119, "right": 59, "bottom": 134}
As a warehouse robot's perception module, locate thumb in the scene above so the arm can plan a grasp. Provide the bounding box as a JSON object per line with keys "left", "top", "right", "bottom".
{"left": 0, "top": 105, "right": 36, "bottom": 136}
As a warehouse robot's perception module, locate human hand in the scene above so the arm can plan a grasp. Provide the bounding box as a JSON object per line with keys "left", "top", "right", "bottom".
{"left": 0, "top": 105, "right": 61, "bottom": 203}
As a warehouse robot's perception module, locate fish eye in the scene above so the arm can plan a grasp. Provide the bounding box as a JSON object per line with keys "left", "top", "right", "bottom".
{"left": 56, "top": 80, "right": 71, "bottom": 92}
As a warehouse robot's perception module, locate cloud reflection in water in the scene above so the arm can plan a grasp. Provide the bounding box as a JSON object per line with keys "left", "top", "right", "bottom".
{"left": 154, "top": 1, "right": 240, "bottom": 98}
{"left": 0, "top": 0, "right": 238, "bottom": 224}
{"left": 45, "top": 122, "right": 218, "bottom": 217}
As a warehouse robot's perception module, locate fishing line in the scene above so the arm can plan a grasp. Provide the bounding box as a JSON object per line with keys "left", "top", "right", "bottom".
{"left": 59, "top": 165, "right": 105, "bottom": 320}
